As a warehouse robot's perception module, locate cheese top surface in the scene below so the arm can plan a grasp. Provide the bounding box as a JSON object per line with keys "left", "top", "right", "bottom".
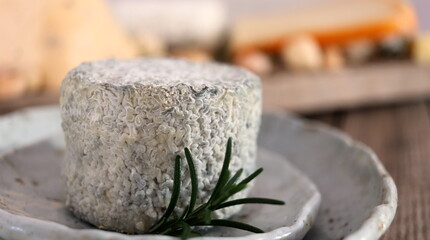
{"left": 69, "top": 58, "right": 258, "bottom": 87}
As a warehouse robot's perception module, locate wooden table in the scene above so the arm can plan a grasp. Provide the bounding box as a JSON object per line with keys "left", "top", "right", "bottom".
{"left": 307, "top": 101, "right": 430, "bottom": 240}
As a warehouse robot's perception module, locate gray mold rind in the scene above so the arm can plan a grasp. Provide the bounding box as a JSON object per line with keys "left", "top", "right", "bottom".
{"left": 60, "top": 58, "right": 262, "bottom": 233}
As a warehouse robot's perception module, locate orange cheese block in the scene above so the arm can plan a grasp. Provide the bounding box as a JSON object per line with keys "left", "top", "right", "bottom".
{"left": 231, "top": 0, "right": 417, "bottom": 54}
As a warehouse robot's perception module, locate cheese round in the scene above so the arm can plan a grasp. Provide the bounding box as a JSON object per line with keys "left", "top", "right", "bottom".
{"left": 60, "top": 58, "right": 262, "bottom": 233}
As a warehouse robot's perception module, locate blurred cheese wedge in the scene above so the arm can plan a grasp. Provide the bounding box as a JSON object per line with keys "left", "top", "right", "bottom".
{"left": 0, "top": 0, "right": 138, "bottom": 97}
{"left": 0, "top": 0, "right": 47, "bottom": 96}
{"left": 42, "top": 0, "right": 138, "bottom": 92}
{"left": 109, "top": 0, "right": 227, "bottom": 51}
{"left": 0, "top": 67, "right": 27, "bottom": 100}
{"left": 413, "top": 33, "right": 430, "bottom": 65}
{"left": 231, "top": 0, "right": 417, "bottom": 54}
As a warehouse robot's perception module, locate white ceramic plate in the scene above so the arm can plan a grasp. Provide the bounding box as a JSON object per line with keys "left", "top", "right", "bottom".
{"left": 0, "top": 106, "right": 320, "bottom": 240}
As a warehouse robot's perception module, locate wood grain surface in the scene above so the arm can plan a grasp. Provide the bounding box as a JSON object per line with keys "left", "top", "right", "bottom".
{"left": 308, "top": 101, "right": 430, "bottom": 240}
{"left": 263, "top": 62, "right": 430, "bottom": 114}
{"left": 0, "top": 94, "right": 58, "bottom": 115}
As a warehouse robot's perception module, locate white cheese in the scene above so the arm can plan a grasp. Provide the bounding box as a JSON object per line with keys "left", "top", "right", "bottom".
{"left": 60, "top": 58, "right": 262, "bottom": 233}
{"left": 109, "top": 0, "right": 227, "bottom": 50}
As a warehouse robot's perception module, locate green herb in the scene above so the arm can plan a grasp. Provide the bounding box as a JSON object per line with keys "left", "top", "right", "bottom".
{"left": 148, "top": 138, "right": 285, "bottom": 239}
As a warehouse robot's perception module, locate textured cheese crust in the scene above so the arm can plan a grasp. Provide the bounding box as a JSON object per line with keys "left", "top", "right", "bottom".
{"left": 60, "top": 58, "right": 262, "bottom": 233}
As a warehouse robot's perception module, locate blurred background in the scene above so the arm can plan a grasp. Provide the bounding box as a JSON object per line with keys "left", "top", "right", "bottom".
{"left": 0, "top": 0, "right": 429, "bottom": 114}
{"left": 1, "top": 2, "right": 429, "bottom": 239}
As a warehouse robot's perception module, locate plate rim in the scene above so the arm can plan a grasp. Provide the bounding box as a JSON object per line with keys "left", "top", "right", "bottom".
{"left": 261, "top": 111, "right": 398, "bottom": 240}
{"left": 0, "top": 106, "right": 321, "bottom": 240}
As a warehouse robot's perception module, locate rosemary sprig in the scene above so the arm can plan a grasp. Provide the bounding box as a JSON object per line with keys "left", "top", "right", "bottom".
{"left": 148, "top": 138, "right": 285, "bottom": 239}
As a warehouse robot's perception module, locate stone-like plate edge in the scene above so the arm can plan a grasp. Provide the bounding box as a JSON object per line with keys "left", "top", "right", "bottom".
{"left": 341, "top": 141, "right": 397, "bottom": 240}
{"left": 261, "top": 111, "right": 398, "bottom": 240}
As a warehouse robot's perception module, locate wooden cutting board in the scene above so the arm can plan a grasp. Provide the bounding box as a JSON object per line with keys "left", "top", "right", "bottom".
{"left": 263, "top": 61, "right": 430, "bottom": 113}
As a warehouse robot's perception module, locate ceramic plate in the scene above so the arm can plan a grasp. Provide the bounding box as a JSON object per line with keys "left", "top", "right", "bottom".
{"left": 259, "top": 113, "right": 397, "bottom": 240}
{"left": 0, "top": 106, "right": 320, "bottom": 240}
{"left": 0, "top": 106, "right": 397, "bottom": 240}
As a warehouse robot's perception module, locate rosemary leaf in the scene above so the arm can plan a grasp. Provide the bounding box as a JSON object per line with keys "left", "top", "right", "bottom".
{"left": 179, "top": 206, "right": 189, "bottom": 221}
{"left": 211, "top": 183, "right": 247, "bottom": 208}
{"left": 163, "top": 156, "right": 182, "bottom": 219}
{"left": 147, "top": 138, "right": 286, "bottom": 239}
{"left": 215, "top": 197, "right": 285, "bottom": 210}
{"left": 179, "top": 222, "right": 191, "bottom": 240}
{"left": 149, "top": 156, "right": 182, "bottom": 232}
{"left": 184, "top": 148, "right": 198, "bottom": 214}
{"left": 225, "top": 168, "right": 243, "bottom": 189}
{"left": 208, "top": 138, "right": 233, "bottom": 203}
{"left": 237, "top": 168, "right": 263, "bottom": 185}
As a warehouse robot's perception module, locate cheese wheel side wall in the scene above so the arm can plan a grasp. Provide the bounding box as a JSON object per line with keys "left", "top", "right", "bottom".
{"left": 60, "top": 59, "right": 262, "bottom": 233}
